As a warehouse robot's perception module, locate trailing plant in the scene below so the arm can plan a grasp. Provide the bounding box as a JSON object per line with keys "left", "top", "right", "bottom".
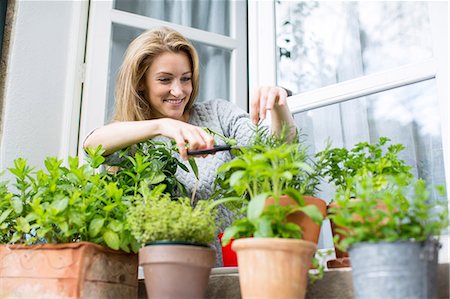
{"left": 316, "top": 137, "right": 413, "bottom": 194}
{"left": 128, "top": 184, "right": 217, "bottom": 245}
{"left": 329, "top": 173, "right": 448, "bottom": 251}
{"left": 0, "top": 147, "right": 140, "bottom": 252}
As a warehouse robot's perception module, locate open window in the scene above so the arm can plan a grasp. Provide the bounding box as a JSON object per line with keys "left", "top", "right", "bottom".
{"left": 79, "top": 0, "right": 247, "bottom": 153}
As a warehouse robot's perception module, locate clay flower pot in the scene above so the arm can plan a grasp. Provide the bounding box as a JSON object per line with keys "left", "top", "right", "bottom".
{"left": 265, "top": 195, "right": 327, "bottom": 244}
{"left": 0, "top": 242, "right": 138, "bottom": 298}
{"left": 139, "top": 242, "right": 216, "bottom": 299}
{"left": 327, "top": 200, "right": 390, "bottom": 268}
{"left": 232, "top": 238, "right": 317, "bottom": 299}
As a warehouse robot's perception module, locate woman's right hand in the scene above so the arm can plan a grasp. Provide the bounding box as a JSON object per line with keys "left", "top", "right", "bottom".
{"left": 157, "top": 118, "right": 215, "bottom": 160}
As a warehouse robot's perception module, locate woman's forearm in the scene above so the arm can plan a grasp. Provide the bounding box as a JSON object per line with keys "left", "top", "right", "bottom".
{"left": 83, "top": 120, "right": 162, "bottom": 155}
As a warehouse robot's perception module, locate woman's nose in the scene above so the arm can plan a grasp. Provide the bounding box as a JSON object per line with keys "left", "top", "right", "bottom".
{"left": 170, "top": 81, "right": 183, "bottom": 97}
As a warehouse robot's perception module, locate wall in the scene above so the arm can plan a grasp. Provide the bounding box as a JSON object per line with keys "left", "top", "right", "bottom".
{"left": 0, "top": 1, "right": 86, "bottom": 172}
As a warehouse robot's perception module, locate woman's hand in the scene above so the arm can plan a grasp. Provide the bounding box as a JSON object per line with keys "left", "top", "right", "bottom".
{"left": 250, "top": 86, "right": 296, "bottom": 140}
{"left": 157, "top": 118, "right": 215, "bottom": 160}
{"left": 250, "top": 86, "right": 290, "bottom": 124}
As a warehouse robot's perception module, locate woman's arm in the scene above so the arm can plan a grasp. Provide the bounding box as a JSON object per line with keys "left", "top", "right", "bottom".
{"left": 250, "top": 86, "right": 297, "bottom": 141}
{"left": 83, "top": 118, "right": 214, "bottom": 159}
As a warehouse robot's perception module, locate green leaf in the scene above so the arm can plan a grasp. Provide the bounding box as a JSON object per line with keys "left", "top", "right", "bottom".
{"left": 247, "top": 193, "right": 269, "bottom": 220}
{"left": 298, "top": 205, "right": 324, "bottom": 224}
{"left": 188, "top": 158, "right": 199, "bottom": 179}
{"left": 89, "top": 218, "right": 105, "bottom": 238}
{"left": 108, "top": 220, "right": 123, "bottom": 232}
{"left": 0, "top": 209, "right": 12, "bottom": 224}
{"left": 11, "top": 198, "right": 23, "bottom": 214}
{"left": 51, "top": 197, "right": 69, "bottom": 214}
{"left": 103, "top": 230, "right": 120, "bottom": 250}
{"left": 229, "top": 171, "right": 245, "bottom": 187}
{"left": 16, "top": 217, "right": 30, "bottom": 233}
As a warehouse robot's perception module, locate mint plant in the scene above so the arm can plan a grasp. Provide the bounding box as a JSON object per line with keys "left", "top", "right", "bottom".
{"left": 0, "top": 148, "right": 140, "bottom": 252}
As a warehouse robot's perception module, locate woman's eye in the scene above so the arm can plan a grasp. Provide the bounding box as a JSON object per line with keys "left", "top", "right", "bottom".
{"left": 181, "top": 77, "right": 192, "bottom": 82}
{"left": 158, "top": 78, "right": 171, "bottom": 83}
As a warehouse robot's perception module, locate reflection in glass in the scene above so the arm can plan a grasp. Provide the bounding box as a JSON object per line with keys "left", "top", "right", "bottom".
{"left": 294, "top": 80, "right": 446, "bottom": 203}
{"left": 114, "top": 0, "right": 230, "bottom": 36}
{"left": 106, "top": 24, "right": 230, "bottom": 122}
{"left": 276, "top": 1, "right": 433, "bottom": 93}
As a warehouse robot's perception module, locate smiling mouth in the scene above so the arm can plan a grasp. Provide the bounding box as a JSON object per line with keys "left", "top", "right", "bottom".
{"left": 164, "top": 98, "right": 184, "bottom": 104}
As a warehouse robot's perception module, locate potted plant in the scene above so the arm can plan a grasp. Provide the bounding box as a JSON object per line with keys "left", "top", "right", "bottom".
{"left": 217, "top": 129, "right": 326, "bottom": 299}
{"left": 128, "top": 183, "right": 218, "bottom": 299}
{"left": 329, "top": 173, "right": 448, "bottom": 299}
{"left": 316, "top": 137, "right": 413, "bottom": 267}
{"left": 0, "top": 147, "right": 140, "bottom": 298}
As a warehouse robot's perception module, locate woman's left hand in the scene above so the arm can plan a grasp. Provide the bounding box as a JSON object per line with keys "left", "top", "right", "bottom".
{"left": 250, "top": 86, "right": 289, "bottom": 124}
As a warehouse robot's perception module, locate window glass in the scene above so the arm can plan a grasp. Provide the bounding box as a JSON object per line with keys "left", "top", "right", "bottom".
{"left": 114, "top": 0, "right": 230, "bottom": 36}
{"left": 106, "top": 23, "right": 230, "bottom": 122}
{"left": 294, "top": 80, "right": 446, "bottom": 204}
{"left": 276, "top": 1, "right": 433, "bottom": 93}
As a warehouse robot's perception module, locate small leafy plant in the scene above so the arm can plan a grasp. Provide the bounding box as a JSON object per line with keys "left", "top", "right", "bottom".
{"left": 0, "top": 147, "right": 140, "bottom": 252}
{"left": 217, "top": 128, "right": 324, "bottom": 245}
{"left": 128, "top": 184, "right": 217, "bottom": 245}
{"left": 316, "top": 137, "right": 413, "bottom": 194}
{"left": 104, "top": 139, "right": 198, "bottom": 198}
{"left": 329, "top": 173, "right": 448, "bottom": 251}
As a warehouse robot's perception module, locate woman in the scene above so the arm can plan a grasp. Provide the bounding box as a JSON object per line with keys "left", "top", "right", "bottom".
{"left": 84, "top": 26, "right": 296, "bottom": 265}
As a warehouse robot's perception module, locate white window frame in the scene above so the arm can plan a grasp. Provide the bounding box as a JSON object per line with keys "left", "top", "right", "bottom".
{"left": 249, "top": 0, "right": 449, "bottom": 262}
{"left": 79, "top": 0, "right": 247, "bottom": 154}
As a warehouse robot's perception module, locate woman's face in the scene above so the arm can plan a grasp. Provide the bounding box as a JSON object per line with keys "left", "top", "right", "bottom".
{"left": 143, "top": 51, "right": 193, "bottom": 121}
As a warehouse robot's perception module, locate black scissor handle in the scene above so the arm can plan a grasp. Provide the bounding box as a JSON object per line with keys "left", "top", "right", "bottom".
{"left": 187, "top": 145, "right": 232, "bottom": 155}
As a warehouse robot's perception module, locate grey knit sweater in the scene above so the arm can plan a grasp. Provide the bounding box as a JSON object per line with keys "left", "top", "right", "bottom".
{"left": 174, "top": 99, "right": 256, "bottom": 266}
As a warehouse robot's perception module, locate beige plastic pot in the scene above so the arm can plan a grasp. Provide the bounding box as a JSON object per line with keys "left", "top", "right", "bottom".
{"left": 232, "top": 238, "right": 317, "bottom": 299}
{"left": 139, "top": 243, "right": 215, "bottom": 299}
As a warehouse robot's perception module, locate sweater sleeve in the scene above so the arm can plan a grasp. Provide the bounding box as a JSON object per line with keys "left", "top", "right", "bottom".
{"left": 213, "top": 99, "right": 258, "bottom": 146}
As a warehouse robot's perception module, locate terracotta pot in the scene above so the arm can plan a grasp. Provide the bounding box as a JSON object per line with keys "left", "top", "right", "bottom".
{"left": 232, "top": 238, "right": 317, "bottom": 299}
{"left": 139, "top": 243, "right": 215, "bottom": 299}
{"left": 0, "top": 242, "right": 138, "bottom": 298}
{"left": 265, "top": 195, "right": 327, "bottom": 244}
{"left": 327, "top": 200, "right": 389, "bottom": 268}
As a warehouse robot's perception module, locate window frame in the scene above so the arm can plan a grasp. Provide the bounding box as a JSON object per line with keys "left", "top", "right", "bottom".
{"left": 249, "top": 0, "right": 449, "bottom": 261}
{"left": 79, "top": 0, "right": 247, "bottom": 154}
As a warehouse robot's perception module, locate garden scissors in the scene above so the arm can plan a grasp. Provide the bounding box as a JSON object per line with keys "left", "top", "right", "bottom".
{"left": 187, "top": 145, "right": 246, "bottom": 155}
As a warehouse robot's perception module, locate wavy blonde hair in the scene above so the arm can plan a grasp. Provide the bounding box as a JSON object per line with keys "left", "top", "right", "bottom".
{"left": 113, "top": 27, "right": 199, "bottom": 121}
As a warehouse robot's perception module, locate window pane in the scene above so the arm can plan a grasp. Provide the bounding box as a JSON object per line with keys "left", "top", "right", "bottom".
{"left": 294, "top": 80, "right": 446, "bottom": 204}
{"left": 114, "top": 0, "right": 230, "bottom": 36}
{"left": 276, "top": 1, "right": 433, "bottom": 93}
{"left": 106, "top": 23, "right": 230, "bottom": 122}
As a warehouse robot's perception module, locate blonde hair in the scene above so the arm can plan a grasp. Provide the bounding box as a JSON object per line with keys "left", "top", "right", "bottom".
{"left": 113, "top": 27, "right": 199, "bottom": 121}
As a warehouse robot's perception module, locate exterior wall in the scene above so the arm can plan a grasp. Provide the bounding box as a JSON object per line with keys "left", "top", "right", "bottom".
{"left": 0, "top": 1, "right": 85, "bottom": 172}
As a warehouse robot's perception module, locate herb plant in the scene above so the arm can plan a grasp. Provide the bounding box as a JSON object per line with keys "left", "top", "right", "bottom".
{"left": 0, "top": 147, "right": 140, "bottom": 252}
{"left": 329, "top": 173, "right": 448, "bottom": 250}
{"left": 105, "top": 140, "right": 198, "bottom": 198}
{"left": 316, "top": 137, "right": 413, "bottom": 194}
{"left": 217, "top": 128, "right": 324, "bottom": 245}
{"left": 128, "top": 184, "right": 217, "bottom": 245}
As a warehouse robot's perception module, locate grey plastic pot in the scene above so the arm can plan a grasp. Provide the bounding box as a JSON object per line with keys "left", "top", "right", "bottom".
{"left": 139, "top": 243, "right": 216, "bottom": 299}
{"left": 349, "top": 239, "right": 440, "bottom": 299}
